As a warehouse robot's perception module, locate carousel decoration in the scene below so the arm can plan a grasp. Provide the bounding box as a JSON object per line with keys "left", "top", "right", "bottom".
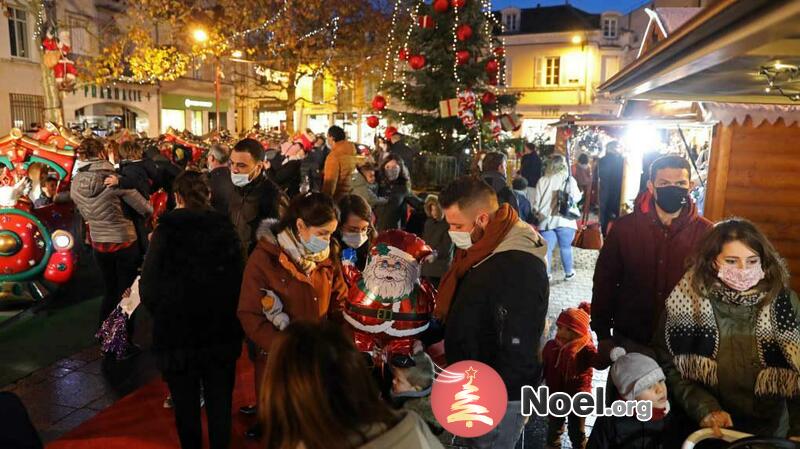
{"left": 0, "top": 128, "right": 77, "bottom": 306}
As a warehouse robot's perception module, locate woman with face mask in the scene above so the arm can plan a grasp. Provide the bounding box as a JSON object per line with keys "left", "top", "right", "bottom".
{"left": 237, "top": 192, "right": 349, "bottom": 438}
{"left": 654, "top": 218, "right": 800, "bottom": 442}
{"left": 334, "top": 195, "right": 375, "bottom": 280}
{"left": 375, "top": 154, "right": 413, "bottom": 231}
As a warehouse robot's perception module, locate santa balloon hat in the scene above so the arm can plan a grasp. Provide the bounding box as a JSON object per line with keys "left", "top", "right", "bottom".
{"left": 369, "top": 230, "right": 433, "bottom": 265}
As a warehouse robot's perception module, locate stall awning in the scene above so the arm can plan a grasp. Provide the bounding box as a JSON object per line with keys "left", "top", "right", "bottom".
{"left": 701, "top": 102, "right": 800, "bottom": 127}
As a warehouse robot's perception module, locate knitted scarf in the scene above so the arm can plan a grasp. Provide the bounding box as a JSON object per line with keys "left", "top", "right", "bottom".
{"left": 276, "top": 229, "right": 330, "bottom": 274}
{"left": 665, "top": 273, "right": 800, "bottom": 398}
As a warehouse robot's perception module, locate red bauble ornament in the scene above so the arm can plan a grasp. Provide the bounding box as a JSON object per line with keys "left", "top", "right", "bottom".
{"left": 482, "top": 91, "right": 496, "bottom": 105}
{"left": 485, "top": 59, "right": 499, "bottom": 74}
{"left": 451, "top": 0, "right": 466, "bottom": 7}
{"left": 433, "top": 0, "right": 449, "bottom": 13}
{"left": 371, "top": 95, "right": 387, "bottom": 111}
{"left": 488, "top": 75, "right": 498, "bottom": 86}
{"left": 483, "top": 111, "right": 496, "bottom": 121}
{"left": 418, "top": 15, "right": 434, "bottom": 29}
{"left": 455, "top": 50, "right": 470, "bottom": 65}
{"left": 409, "top": 54, "right": 426, "bottom": 70}
{"left": 494, "top": 47, "right": 505, "bottom": 57}
{"left": 385, "top": 126, "right": 398, "bottom": 139}
{"left": 366, "top": 116, "right": 380, "bottom": 128}
{"left": 398, "top": 49, "right": 409, "bottom": 61}
{"left": 456, "top": 24, "right": 473, "bottom": 41}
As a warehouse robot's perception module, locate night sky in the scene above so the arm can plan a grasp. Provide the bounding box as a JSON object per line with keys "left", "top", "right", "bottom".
{"left": 491, "top": 0, "right": 648, "bottom": 13}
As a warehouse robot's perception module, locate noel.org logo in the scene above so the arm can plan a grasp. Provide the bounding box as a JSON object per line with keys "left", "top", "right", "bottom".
{"left": 431, "top": 360, "right": 507, "bottom": 438}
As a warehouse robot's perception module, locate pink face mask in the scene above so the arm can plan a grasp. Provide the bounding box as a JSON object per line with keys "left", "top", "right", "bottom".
{"left": 718, "top": 264, "right": 765, "bottom": 291}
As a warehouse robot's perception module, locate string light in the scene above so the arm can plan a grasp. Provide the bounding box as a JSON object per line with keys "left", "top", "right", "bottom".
{"left": 228, "top": 0, "right": 288, "bottom": 42}
{"left": 397, "top": 1, "right": 420, "bottom": 123}
{"left": 379, "top": 0, "right": 403, "bottom": 91}
{"left": 451, "top": 3, "right": 461, "bottom": 91}
{"left": 253, "top": 16, "right": 340, "bottom": 81}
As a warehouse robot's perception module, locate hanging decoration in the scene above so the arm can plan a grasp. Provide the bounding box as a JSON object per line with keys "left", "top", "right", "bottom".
{"left": 367, "top": 116, "right": 380, "bottom": 128}
{"left": 485, "top": 59, "right": 499, "bottom": 74}
{"left": 481, "top": 91, "right": 496, "bottom": 106}
{"left": 398, "top": 48, "right": 409, "bottom": 61}
{"left": 439, "top": 97, "right": 459, "bottom": 117}
{"left": 499, "top": 113, "right": 522, "bottom": 132}
{"left": 418, "top": 15, "right": 434, "bottom": 29}
{"left": 433, "top": 0, "right": 449, "bottom": 13}
{"left": 408, "top": 54, "right": 426, "bottom": 70}
{"left": 451, "top": 0, "right": 467, "bottom": 7}
{"left": 457, "top": 90, "right": 478, "bottom": 129}
{"left": 456, "top": 24, "right": 473, "bottom": 41}
{"left": 456, "top": 50, "right": 470, "bottom": 65}
{"left": 54, "top": 31, "right": 77, "bottom": 91}
{"left": 494, "top": 46, "right": 505, "bottom": 57}
{"left": 371, "top": 95, "right": 387, "bottom": 111}
{"left": 42, "top": 28, "right": 60, "bottom": 68}
{"left": 385, "top": 126, "right": 398, "bottom": 140}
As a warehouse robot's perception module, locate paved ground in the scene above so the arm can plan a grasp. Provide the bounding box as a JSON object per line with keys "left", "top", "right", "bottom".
{"left": 3, "top": 246, "right": 603, "bottom": 447}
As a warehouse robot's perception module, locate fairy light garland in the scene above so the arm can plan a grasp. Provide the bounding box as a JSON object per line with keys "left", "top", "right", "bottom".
{"left": 396, "top": 1, "right": 420, "bottom": 123}
{"left": 253, "top": 16, "right": 340, "bottom": 83}
{"left": 451, "top": 3, "right": 462, "bottom": 91}
{"left": 228, "top": 0, "right": 288, "bottom": 42}
{"left": 32, "top": 0, "right": 47, "bottom": 45}
{"left": 379, "top": 0, "right": 403, "bottom": 91}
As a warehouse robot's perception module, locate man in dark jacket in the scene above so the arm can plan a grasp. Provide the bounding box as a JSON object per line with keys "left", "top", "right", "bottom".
{"left": 592, "top": 155, "right": 712, "bottom": 365}
{"left": 388, "top": 133, "right": 416, "bottom": 176}
{"left": 481, "top": 151, "right": 519, "bottom": 213}
{"left": 228, "top": 138, "right": 283, "bottom": 256}
{"left": 207, "top": 144, "right": 234, "bottom": 216}
{"left": 438, "top": 176, "right": 549, "bottom": 449}
{"left": 519, "top": 142, "right": 542, "bottom": 189}
{"left": 598, "top": 141, "right": 625, "bottom": 236}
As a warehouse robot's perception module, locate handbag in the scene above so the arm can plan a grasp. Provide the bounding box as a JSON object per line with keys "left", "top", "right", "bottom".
{"left": 556, "top": 175, "right": 581, "bottom": 220}
{"left": 572, "top": 175, "right": 603, "bottom": 250}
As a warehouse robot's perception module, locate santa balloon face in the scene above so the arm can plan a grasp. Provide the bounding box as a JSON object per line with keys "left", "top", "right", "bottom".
{"left": 363, "top": 252, "right": 418, "bottom": 302}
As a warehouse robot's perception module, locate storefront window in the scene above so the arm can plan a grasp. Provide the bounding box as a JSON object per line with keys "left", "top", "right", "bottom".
{"left": 307, "top": 114, "right": 330, "bottom": 135}
{"left": 191, "top": 110, "right": 203, "bottom": 135}
{"left": 209, "top": 112, "right": 227, "bottom": 131}
{"left": 258, "top": 110, "right": 286, "bottom": 131}
{"left": 161, "top": 109, "right": 184, "bottom": 133}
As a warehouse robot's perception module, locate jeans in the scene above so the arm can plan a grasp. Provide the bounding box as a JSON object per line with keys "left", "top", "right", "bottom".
{"left": 164, "top": 361, "right": 237, "bottom": 449}
{"left": 540, "top": 228, "right": 576, "bottom": 276}
{"left": 94, "top": 245, "right": 141, "bottom": 336}
{"left": 460, "top": 400, "right": 528, "bottom": 449}
{"left": 547, "top": 415, "right": 586, "bottom": 448}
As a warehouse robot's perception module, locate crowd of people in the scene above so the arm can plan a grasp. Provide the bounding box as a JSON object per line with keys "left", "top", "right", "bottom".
{"left": 6, "top": 122, "right": 797, "bottom": 449}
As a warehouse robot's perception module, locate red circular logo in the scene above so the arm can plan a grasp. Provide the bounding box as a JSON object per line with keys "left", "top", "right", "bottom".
{"left": 431, "top": 360, "right": 507, "bottom": 438}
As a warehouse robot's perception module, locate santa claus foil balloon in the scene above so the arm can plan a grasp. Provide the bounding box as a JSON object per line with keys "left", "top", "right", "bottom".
{"left": 343, "top": 230, "right": 437, "bottom": 366}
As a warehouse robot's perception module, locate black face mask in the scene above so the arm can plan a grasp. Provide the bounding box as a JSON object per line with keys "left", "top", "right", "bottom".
{"left": 655, "top": 186, "right": 689, "bottom": 214}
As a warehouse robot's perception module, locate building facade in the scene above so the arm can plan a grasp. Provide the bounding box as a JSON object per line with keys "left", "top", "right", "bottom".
{"left": 497, "top": 4, "right": 635, "bottom": 142}
{"left": 0, "top": 0, "right": 235, "bottom": 137}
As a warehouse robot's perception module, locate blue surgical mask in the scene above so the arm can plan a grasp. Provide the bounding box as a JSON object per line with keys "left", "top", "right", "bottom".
{"left": 302, "top": 234, "right": 329, "bottom": 254}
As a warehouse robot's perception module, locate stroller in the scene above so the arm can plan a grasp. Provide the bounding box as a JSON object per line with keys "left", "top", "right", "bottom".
{"left": 682, "top": 428, "right": 798, "bottom": 449}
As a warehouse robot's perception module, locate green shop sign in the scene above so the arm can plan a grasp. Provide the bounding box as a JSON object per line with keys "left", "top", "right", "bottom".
{"left": 161, "top": 94, "right": 228, "bottom": 112}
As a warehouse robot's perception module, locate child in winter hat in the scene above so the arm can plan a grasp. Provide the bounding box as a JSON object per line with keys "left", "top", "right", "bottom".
{"left": 390, "top": 350, "right": 452, "bottom": 444}
{"left": 587, "top": 348, "right": 673, "bottom": 449}
{"left": 543, "top": 302, "right": 596, "bottom": 449}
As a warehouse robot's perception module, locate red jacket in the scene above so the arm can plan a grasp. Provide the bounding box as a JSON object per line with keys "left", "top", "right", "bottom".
{"left": 591, "top": 191, "right": 712, "bottom": 345}
{"left": 542, "top": 340, "right": 596, "bottom": 394}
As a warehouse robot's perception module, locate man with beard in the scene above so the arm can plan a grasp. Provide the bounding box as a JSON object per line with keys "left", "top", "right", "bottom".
{"left": 343, "top": 230, "right": 436, "bottom": 371}
{"left": 436, "top": 176, "right": 548, "bottom": 449}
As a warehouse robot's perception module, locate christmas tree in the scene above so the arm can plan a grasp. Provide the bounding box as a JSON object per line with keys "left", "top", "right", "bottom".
{"left": 448, "top": 366, "right": 494, "bottom": 428}
{"left": 376, "top": 0, "right": 518, "bottom": 155}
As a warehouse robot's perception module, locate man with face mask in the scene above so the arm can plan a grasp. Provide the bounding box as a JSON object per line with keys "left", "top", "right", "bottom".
{"left": 228, "top": 138, "right": 283, "bottom": 256}
{"left": 592, "top": 155, "right": 712, "bottom": 369}
{"left": 435, "top": 176, "right": 549, "bottom": 449}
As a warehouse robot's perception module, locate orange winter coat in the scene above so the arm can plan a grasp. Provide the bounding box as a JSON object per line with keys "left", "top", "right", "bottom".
{"left": 237, "top": 232, "right": 349, "bottom": 352}
{"left": 322, "top": 140, "right": 362, "bottom": 201}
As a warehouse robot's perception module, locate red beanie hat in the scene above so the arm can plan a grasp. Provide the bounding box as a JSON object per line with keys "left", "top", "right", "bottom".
{"left": 556, "top": 302, "right": 591, "bottom": 337}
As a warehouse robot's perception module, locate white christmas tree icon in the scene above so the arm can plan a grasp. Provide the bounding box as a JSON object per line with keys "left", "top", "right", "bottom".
{"left": 447, "top": 366, "right": 494, "bottom": 428}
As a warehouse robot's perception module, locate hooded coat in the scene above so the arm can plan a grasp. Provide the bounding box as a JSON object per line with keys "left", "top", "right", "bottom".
{"left": 444, "top": 221, "right": 549, "bottom": 400}
{"left": 70, "top": 159, "right": 153, "bottom": 243}
{"left": 591, "top": 192, "right": 712, "bottom": 346}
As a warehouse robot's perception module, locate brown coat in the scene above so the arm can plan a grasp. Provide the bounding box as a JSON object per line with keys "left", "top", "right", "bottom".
{"left": 237, "top": 232, "right": 349, "bottom": 353}
{"left": 322, "top": 140, "right": 362, "bottom": 201}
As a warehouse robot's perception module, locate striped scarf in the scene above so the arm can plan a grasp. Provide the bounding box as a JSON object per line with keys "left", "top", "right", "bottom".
{"left": 665, "top": 273, "right": 800, "bottom": 398}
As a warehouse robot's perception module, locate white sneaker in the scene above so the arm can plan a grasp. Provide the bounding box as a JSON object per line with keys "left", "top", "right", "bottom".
{"left": 564, "top": 272, "right": 576, "bottom": 281}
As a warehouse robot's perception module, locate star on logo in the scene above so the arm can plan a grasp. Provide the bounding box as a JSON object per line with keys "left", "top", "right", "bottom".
{"left": 465, "top": 366, "right": 477, "bottom": 380}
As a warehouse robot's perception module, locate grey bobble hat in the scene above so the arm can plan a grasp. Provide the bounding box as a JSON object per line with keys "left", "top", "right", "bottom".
{"left": 609, "top": 347, "right": 665, "bottom": 400}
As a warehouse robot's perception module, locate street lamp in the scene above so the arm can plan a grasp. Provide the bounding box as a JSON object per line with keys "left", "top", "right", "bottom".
{"left": 191, "top": 27, "right": 221, "bottom": 132}
{"left": 231, "top": 50, "right": 243, "bottom": 59}
{"left": 571, "top": 35, "right": 582, "bottom": 45}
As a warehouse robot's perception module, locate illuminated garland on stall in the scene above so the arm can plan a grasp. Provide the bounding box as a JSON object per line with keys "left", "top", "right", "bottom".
{"left": 759, "top": 64, "right": 800, "bottom": 101}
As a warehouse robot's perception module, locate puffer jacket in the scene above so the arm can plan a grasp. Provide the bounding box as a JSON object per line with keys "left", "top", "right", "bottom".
{"left": 351, "top": 171, "right": 387, "bottom": 208}
{"left": 355, "top": 411, "right": 444, "bottom": 449}
{"left": 70, "top": 159, "right": 153, "bottom": 244}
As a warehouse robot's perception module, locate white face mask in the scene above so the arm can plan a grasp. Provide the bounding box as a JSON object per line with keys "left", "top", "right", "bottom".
{"left": 342, "top": 231, "right": 368, "bottom": 249}
{"left": 448, "top": 230, "right": 473, "bottom": 250}
{"left": 231, "top": 172, "right": 251, "bottom": 187}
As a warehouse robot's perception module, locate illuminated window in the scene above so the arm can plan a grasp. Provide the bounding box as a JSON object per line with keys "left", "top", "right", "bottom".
{"left": 544, "top": 57, "right": 560, "bottom": 86}
{"left": 8, "top": 8, "right": 29, "bottom": 58}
